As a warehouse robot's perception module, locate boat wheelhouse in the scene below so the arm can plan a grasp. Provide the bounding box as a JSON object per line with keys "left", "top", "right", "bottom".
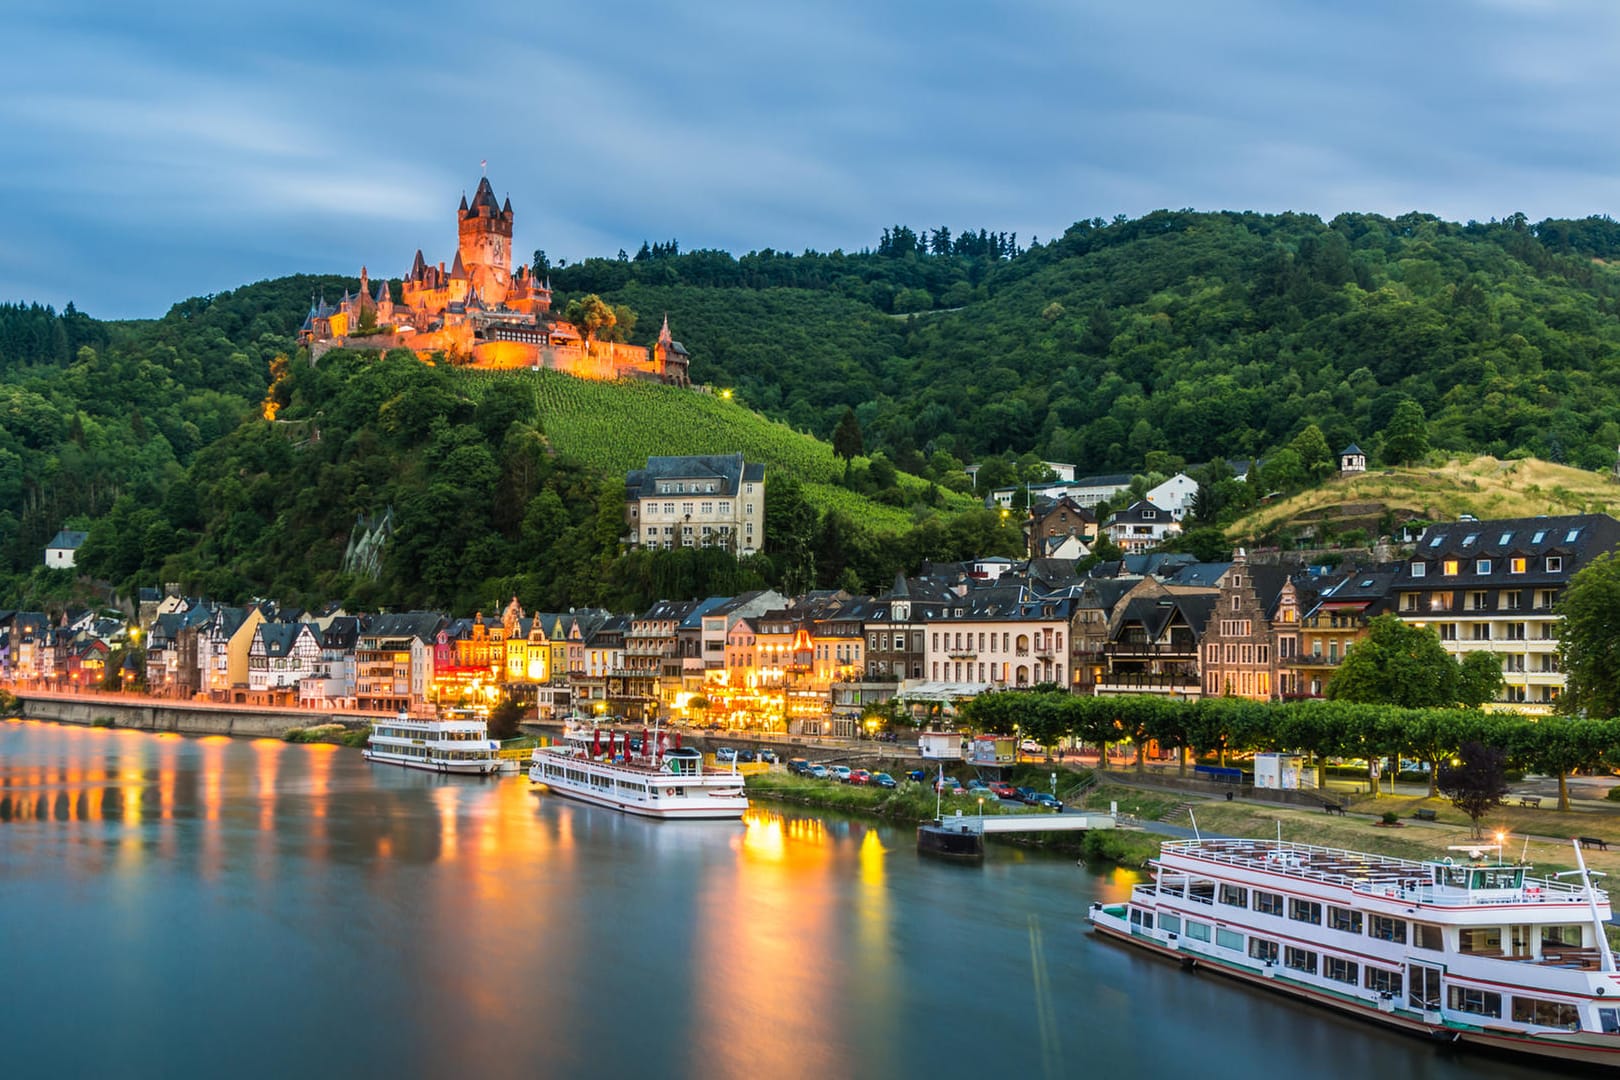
{"left": 364, "top": 709, "right": 501, "bottom": 775}
{"left": 528, "top": 724, "right": 747, "bottom": 820}
{"left": 1089, "top": 837, "right": 1620, "bottom": 1067}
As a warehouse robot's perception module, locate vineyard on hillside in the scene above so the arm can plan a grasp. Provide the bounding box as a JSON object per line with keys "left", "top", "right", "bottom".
{"left": 458, "top": 370, "right": 972, "bottom": 532}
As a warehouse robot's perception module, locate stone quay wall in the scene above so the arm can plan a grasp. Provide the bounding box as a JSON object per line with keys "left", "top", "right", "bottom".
{"left": 14, "top": 693, "right": 387, "bottom": 739}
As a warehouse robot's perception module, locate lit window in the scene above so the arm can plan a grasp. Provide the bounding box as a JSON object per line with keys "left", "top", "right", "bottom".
{"left": 1442, "top": 560, "right": 1459, "bottom": 575}
{"left": 1510, "top": 557, "right": 1526, "bottom": 574}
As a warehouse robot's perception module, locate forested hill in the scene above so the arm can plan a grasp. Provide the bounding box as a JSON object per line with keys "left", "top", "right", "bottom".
{"left": 4, "top": 209, "right": 1620, "bottom": 612}
{"left": 556, "top": 211, "right": 1620, "bottom": 476}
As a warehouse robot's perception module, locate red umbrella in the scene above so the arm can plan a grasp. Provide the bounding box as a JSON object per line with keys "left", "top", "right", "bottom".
{"left": 592, "top": 728, "right": 601, "bottom": 758}
{"left": 674, "top": 730, "right": 682, "bottom": 751}
{"left": 641, "top": 728, "right": 649, "bottom": 760}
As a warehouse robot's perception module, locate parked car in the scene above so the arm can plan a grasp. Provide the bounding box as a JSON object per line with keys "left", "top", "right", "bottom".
{"left": 786, "top": 758, "right": 810, "bottom": 775}
{"left": 757, "top": 749, "right": 779, "bottom": 764}
{"left": 873, "top": 772, "right": 897, "bottom": 789}
{"left": 988, "top": 781, "right": 1018, "bottom": 800}
{"left": 715, "top": 747, "right": 737, "bottom": 762}
{"left": 830, "top": 765, "right": 853, "bottom": 782}
{"left": 807, "top": 764, "right": 829, "bottom": 779}
{"left": 848, "top": 769, "right": 872, "bottom": 785}
{"left": 1020, "top": 740, "right": 1043, "bottom": 755}
{"left": 737, "top": 749, "right": 756, "bottom": 763}
{"left": 1030, "top": 792, "right": 1065, "bottom": 812}
{"left": 1014, "top": 786, "right": 1039, "bottom": 803}
{"left": 936, "top": 776, "right": 964, "bottom": 794}
{"left": 965, "top": 779, "right": 991, "bottom": 792}
{"left": 907, "top": 769, "right": 928, "bottom": 783}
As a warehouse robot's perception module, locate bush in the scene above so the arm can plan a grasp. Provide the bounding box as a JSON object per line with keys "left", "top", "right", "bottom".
{"left": 91, "top": 715, "right": 116, "bottom": 728}
{"left": 1081, "top": 829, "right": 1160, "bottom": 868}
{"left": 1606, "top": 788, "right": 1620, "bottom": 803}
{"left": 1382, "top": 810, "right": 1399, "bottom": 825}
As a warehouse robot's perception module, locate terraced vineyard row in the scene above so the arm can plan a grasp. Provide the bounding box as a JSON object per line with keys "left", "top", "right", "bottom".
{"left": 458, "top": 370, "right": 969, "bottom": 532}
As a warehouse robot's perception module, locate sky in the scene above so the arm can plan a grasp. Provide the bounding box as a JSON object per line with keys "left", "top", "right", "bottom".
{"left": 3, "top": 0, "right": 1618, "bottom": 318}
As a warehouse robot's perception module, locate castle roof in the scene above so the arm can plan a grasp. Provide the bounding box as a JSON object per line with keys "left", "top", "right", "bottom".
{"left": 375, "top": 279, "right": 391, "bottom": 304}
{"left": 468, "top": 177, "right": 501, "bottom": 215}
{"left": 449, "top": 252, "right": 468, "bottom": 280}
{"left": 410, "top": 250, "right": 427, "bottom": 278}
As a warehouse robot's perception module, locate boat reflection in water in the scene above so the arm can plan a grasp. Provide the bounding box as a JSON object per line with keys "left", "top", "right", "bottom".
{"left": 0, "top": 719, "right": 1551, "bottom": 1080}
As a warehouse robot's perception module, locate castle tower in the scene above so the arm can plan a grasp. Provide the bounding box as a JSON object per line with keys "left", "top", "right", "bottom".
{"left": 458, "top": 176, "right": 514, "bottom": 305}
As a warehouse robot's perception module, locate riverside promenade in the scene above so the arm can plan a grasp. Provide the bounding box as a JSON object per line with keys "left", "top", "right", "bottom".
{"left": 6, "top": 686, "right": 391, "bottom": 739}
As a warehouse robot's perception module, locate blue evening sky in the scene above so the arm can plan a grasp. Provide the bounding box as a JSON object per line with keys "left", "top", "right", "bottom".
{"left": 3, "top": 0, "right": 1617, "bottom": 317}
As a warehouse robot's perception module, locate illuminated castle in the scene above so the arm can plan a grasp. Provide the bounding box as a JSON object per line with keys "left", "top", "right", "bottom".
{"left": 300, "top": 176, "right": 690, "bottom": 385}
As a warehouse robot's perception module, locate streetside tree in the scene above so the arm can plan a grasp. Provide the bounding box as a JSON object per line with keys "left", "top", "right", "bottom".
{"left": 1326, "top": 614, "right": 1476, "bottom": 708}
{"left": 1436, "top": 740, "right": 1510, "bottom": 840}
{"left": 1556, "top": 551, "right": 1620, "bottom": 721}
{"left": 563, "top": 294, "right": 616, "bottom": 353}
{"left": 1516, "top": 715, "right": 1620, "bottom": 812}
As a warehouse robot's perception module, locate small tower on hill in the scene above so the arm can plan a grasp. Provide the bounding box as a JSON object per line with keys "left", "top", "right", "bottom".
{"left": 458, "top": 176, "right": 514, "bottom": 304}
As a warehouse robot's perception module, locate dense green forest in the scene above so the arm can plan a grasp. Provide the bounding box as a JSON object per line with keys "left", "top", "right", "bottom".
{"left": 4, "top": 208, "right": 1620, "bottom": 612}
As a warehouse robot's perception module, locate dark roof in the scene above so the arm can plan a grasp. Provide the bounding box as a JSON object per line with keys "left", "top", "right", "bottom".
{"left": 1340, "top": 443, "right": 1364, "bottom": 457}
{"left": 1105, "top": 500, "right": 1172, "bottom": 526}
{"left": 46, "top": 529, "right": 88, "bottom": 551}
{"left": 1168, "top": 562, "right": 1235, "bottom": 588}
{"left": 467, "top": 176, "right": 502, "bottom": 214}
{"left": 1401, "top": 513, "right": 1620, "bottom": 587}
{"left": 256, "top": 622, "right": 300, "bottom": 658}
{"left": 625, "top": 453, "right": 755, "bottom": 499}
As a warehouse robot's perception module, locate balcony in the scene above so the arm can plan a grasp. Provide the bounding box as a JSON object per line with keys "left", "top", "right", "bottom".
{"left": 1106, "top": 643, "right": 1197, "bottom": 659}
{"left": 1095, "top": 674, "right": 1201, "bottom": 694}
{"left": 946, "top": 649, "right": 978, "bottom": 660}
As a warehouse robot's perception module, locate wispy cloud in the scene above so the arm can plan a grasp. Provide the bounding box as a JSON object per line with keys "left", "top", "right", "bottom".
{"left": 1, "top": 0, "right": 1616, "bottom": 316}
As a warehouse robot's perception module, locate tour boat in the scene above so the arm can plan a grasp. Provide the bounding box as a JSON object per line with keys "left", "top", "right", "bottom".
{"left": 528, "top": 723, "right": 748, "bottom": 820}
{"left": 364, "top": 708, "right": 502, "bottom": 775}
{"left": 1088, "top": 837, "right": 1620, "bottom": 1067}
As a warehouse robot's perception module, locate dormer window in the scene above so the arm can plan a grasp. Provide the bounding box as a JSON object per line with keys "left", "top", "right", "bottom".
{"left": 1442, "top": 559, "right": 1459, "bottom": 576}
{"left": 1510, "top": 557, "right": 1526, "bottom": 574}
{"left": 1547, "top": 556, "right": 1563, "bottom": 573}
{"left": 1476, "top": 559, "right": 1491, "bottom": 574}
{"left": 1143, "top": 510, "right": 1156, "bottom": 520}
{"left": 1410, "top": 562, "right": 1426, "bottom": 578}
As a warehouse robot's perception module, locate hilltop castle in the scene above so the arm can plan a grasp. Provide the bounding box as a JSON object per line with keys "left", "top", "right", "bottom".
{"left": 299, "top": 175, "right": 690, "bottom": 385}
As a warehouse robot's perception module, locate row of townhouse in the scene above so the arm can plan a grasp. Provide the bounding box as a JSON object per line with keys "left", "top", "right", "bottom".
{"left": 6, "top": 512, "right": 1607, "bottom": 725}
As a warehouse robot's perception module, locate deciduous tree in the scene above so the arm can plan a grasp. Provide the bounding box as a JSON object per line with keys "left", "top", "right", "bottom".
{"left": 1436, "top": 740, "right": 1509, "bottom": 840}
{"left": 1557, "top": 551, "right": 1620, "bottom": 721}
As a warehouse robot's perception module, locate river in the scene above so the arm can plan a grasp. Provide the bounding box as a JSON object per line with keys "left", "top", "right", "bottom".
{"left": 0, "top": 719, "right": 1548, "bottom": 1079}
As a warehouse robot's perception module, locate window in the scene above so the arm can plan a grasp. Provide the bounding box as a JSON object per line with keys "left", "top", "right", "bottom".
{"left": 1447, "top": 985, "right": 1502, "bottom": 1018}
{"left": 1542, "top": 925, "right": 1583, "bottom": 949}
{"left": 1327, "top": 906, "right": 1362, "bottom": 934}
{"left": 1412, "top": 922, "right": 1444, "bottom": 951}
{"left": 1410, "top": 562, "right": 1426, "bottom": 578}
{"left": 1248, "top": 938, "right": 1279, "bottom": 963}
{"left": 1253, "top": 890, "right": 1283, "bottom": 916}
{"left": 1442, "top": 559, "right": 1460, "bottom": 576}
{"left": 1532, "top": 530, "right": 1547, "bottom": 543}
{"left": 1324, "top": 957, "right": 1358, "bottom": 984}
{"left": 1547, "top": 556, "right": 1563, "bottom": 573}
{"left": 1600, "top": 1008, "right": 1620, "bottom": 1035}
{"left": 1467, "top": 590, "right": 1489, "bottom": 611}
{"left": 1462, "top": 533, "right": 1479, "bottom": 546}
{"left": 1459, "top": 927, "right": 1502, "bottom": 954}
{"left": 1284, "top": 946, "right": 1317, "bottom": 974}
{"left": 1513, "top": 998, "right": 1580, "bottom": 1028}
{"left": 1288, "top": 898, "right": 1322, "bottom": 924}
{"left": 1184, "top": 921, "right": 1211, "bottom": 942}
{"left": 1399, "top": 593, "right": 1419, "bottom": 612}
{"left": 1501, "top": 591, "right": 1522, "bottom": 611}
{"left": 1364, "top": 967, "right": 1402, "bottom": 995}
{"left": 1216, "top": 928, "right": 1244, "bottom": 951}
{"left": 1510, "top": 557, "right": 1526, "bottom": 574}
{"left": 1476, "top": 559, "right": 1491, "bottom": 574}
{"left": 1565, "top": 528, "right": 1581, "bottom": 543}
{"left": 1159, "top": 913, "right": 1181, "bottom": 935}
{"left": 1370, "top": 915, "right": 1406, "bottom": 943}
{"left": 1187, "top": 880, "right": 1215, "bottom": 905}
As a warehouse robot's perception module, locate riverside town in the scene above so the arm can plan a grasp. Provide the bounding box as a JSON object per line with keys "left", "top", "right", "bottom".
{"left": 12, "top": 6, "right": 1620, "bottom": 1073}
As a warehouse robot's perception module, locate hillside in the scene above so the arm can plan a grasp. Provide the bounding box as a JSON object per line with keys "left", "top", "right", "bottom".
{"left": 1227, "top": 455, "right": 1620, "bottom": 545}
{"left": 474, "top": 369, "right": 977, "bottom": 533}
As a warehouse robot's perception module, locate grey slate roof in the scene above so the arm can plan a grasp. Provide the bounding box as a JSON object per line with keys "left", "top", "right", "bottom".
{"left": 46, "top": 529, "right": 88, "bottom": 551}
{"left": 625, "top": 452, "right": 757, "bottom": 499}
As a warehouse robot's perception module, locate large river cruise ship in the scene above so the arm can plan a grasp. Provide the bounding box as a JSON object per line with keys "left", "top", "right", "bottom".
{"left": 363, "top": 709, "right": 502, "bottom": 775}
{"left": 1089, "top": 837, "right": 1620, "bottom": 1067}
{"left": 528, "top": 725, "right": 748, "bottom": 820}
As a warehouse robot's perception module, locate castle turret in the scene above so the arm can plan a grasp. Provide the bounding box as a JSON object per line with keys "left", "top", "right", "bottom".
{"left": 458, "top": 175, "right": 514, "bottom": 305}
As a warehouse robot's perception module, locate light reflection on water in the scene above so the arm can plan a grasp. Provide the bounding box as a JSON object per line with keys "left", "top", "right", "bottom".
{"left": 0, "top": 720, "right": 1551, "bottom": 1080}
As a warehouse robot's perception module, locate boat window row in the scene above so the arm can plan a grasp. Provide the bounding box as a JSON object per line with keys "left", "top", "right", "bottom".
{"left": 373, "top": 726, "right": 486, "bottom": 742}
{"left": 432, "top": 750, "right": 492, "bottom": 761}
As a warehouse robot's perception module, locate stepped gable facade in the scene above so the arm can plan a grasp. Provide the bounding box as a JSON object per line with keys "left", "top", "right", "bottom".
{"left": 299, "top": 175, "right": 689, "bottom": 386}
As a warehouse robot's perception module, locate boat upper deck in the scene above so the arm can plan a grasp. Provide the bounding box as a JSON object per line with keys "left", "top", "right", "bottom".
{"left": 1157, "top": 838, "right": 1601, "bottom": 908}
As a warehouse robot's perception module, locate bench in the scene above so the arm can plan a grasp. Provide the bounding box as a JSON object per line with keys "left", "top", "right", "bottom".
{"left": 1577, "top": 836, "right": 1610, "bottom": 851}
{"left": 1321, "top": 801, "right": 1347, "bottom": 816}
{"left": 1413, "top": 808, "right": 1437, "bottom": 822}
{"left": 1517, "top": 795, "right": 1542, "bottom": 808}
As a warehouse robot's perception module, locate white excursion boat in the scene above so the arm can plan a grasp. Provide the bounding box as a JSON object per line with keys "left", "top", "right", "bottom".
{"left": 528, "top": 724, "right": 748, "bottom": 820}
{"left": 364, "top": 709, "right": 502, "bottom": 775}
{"left": 1089, "top": 837, "right": 1620, "bottom": 1067}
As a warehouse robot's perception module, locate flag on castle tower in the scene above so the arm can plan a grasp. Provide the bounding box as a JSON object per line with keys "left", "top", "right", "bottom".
{"left": 480, "top": 159, "right": 487, "bottom": 173}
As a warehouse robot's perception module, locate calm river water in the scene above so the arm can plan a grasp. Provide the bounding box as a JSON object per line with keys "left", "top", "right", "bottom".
{"left": 0, "top": 719, "right": 1549, "bottom": 1080}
